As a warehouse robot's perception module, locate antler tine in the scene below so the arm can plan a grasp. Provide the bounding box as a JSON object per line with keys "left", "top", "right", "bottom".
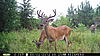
{"left": 37, "top": 10, "right": 41, "bottom": 18}
{"left": 43, "top": 14, "right": 45, "bottom": 17}
{"left": 53, "top": 9, "right": 56, "bottom": 14}
{"left": 37, "top": 10, "right": 44, "bottom": 19}
{"left": 48, "top": 9, "right": 56, "bottom": 18}
{"left": 41, "top": 12, "right": 44, "bottom": 17}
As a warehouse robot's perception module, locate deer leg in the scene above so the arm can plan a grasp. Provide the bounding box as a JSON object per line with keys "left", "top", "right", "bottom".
{"left": 47, "top": 40, "right": 50, "bottom": 52}
{"left": 49, "top": 41, "right": 52, "bottom": 48}
{"left": 64, "top": 37, "right": 69, "bottom": 52}
{"left": 65, "top": 31, "right": 71, "bottom": 47}
{"left": 54, "top": 40, "right": 57, "bottom": 51}
{"left": 65, "top": 37, "right": 68, "bottom": 47}
{"left": 55, "top": 42, "right": 57, "bottom": 51}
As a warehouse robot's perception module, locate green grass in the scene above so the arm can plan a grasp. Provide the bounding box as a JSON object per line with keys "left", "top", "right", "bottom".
{"left": 0, "top": 28, "right": 100, "bottom": 53}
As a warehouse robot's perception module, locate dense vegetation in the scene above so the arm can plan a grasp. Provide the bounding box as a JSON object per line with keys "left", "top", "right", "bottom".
{"left": 0, "top": 0, "right": 100, "bottom": 53}
{"left": 67, "top": 1, "right": 100, "bottom": 27}
{"left": 0, "top": 27, "right": 100, "bottom": 53}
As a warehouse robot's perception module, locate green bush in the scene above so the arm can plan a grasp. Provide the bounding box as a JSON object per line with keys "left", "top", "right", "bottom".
{"left": 29, "top": 19, "right": 41, "bottom": 29}
{"left": 52, "top": 16, "right": 72, "bottom": 27}
{"left": 0, "top": 32, "right": 12, "bottom": 53}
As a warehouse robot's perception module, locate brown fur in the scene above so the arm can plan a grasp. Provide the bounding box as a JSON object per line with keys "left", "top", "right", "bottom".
{"left": 34, "top": 9, "right": 72, "bottom": 50}
{"left": 46, "top": 25, "right": 72, "bottom": 41}
{"left": 36, "top": 25, "right": 72, "bottom": 50}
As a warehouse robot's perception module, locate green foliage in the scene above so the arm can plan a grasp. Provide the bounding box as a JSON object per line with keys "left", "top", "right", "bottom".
{"left": 0, "top": 28, "right": 100, "bottom": 53}
{"left": 70, "top": 28, "right": 100, "bottom": 53}
{"left": 29, "top": 18, "right": 41, "bottom": 29}
{"left": 67, "top": 4, "right": 75, "bottom": 18}
{"left": 19, "top": 0, "right": 35, "bottom": 28}
{"left": 95, "top": 5, "right": 100, "bottom": 17}
{"left": 52, "top": 16, "right": 72, "bottom": 27}
{"left": 0, "top": 0, "right": 20, "bottom": 32}
{"left": 78, "top": 23, "right": 85, "bottom": 28}
{"left": 67, "top": 1, "right": 94, "bottom": 27}
{"left": 77, "top": 1, "right": 94, "bottom": 26}
{"left": 0, "top": 32, "right": 10, "bottom": 53}
{"left": 67, "top": 4, "right": 79, "bottom": 28}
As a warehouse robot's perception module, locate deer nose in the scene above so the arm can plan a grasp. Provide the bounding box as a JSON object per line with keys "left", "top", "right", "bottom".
{"left": 40, "top": 24, "right": 43, "bottom": 26}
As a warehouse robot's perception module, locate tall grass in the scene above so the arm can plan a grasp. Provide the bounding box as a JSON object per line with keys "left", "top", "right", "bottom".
{"left": 0, "top": 28, "right": 100, "bottom": 53}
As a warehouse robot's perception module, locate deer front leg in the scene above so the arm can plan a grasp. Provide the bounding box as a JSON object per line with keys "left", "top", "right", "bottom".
{"left": 54, "top": 40, "right": 57, "bottom": 51}
{"left": 49, "top": 40, "right": 53, "bottom": 48}
{"left": 65, "top": 37, "right": 69, "bottom": 47}
{"left": 64, "top": 37, "right": 69, "bottom": 52}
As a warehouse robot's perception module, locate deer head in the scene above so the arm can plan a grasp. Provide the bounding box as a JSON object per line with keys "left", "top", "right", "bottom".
{"left": 37, "top": 9, "right": 56, "bottom": 27}
{"left": 32, "top": 40, "right": 42, "bottom": 48}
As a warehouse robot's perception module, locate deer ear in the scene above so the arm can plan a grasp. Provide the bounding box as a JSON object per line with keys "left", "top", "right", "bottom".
{"left": 48, "top": 19, "right": 54, "bottom": 22}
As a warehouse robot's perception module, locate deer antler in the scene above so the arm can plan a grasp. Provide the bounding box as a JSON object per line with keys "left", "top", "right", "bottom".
{"left": 37, "top": 9, "right": 56, "bottom": 21}
{"left": 37, "top": 10, "right": 45, "bottom": 19}
{"left": 48, "top": 9, "right": 56, "bottom": 18}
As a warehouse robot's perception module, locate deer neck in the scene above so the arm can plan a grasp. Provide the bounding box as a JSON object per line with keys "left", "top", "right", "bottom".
{"left": 44, "top": 25, "right": 49, "bottom": 38}
{"left": 39, "top": 30, "right": 46, "bottom": 43}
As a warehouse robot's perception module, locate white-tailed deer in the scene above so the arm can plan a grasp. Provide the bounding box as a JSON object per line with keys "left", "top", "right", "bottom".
{"left": 90, "top": 22, "right": 100, "bottom": 33}
{"left": 33, "top": 9, "right": 72, "bottom": 50}
{"left": 90, "top": 24, "right": 97, "bottom": 33}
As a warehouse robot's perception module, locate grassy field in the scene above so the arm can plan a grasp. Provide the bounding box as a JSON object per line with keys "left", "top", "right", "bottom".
{"left": 0, "top": 28, "right": 100, "bottom": 53}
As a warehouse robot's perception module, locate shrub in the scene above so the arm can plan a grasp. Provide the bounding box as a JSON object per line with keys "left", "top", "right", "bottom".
{"left": 52, "top": 16, "right": 72, "bottom": 27}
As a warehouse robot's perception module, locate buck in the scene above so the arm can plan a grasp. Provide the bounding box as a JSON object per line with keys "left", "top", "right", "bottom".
{"left": 32, "top": 9, "right": 72, "bottom": 50}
